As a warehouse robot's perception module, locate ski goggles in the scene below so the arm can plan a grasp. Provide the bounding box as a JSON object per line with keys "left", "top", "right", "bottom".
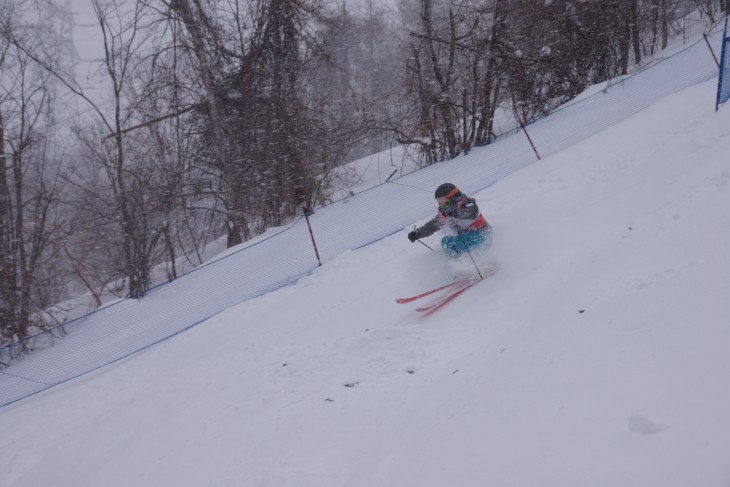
{"left": 437, "top": 187, "right": 460, "bottom": 206}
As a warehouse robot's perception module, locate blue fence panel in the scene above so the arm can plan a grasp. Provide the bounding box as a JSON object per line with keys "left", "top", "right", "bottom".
{"left": 0, "top": 32, "right": 724, "bottom": 409}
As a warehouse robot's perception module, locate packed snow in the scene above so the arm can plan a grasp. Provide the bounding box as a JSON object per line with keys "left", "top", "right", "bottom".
{"left": 1, "top": 79, "right": 730, "bottom": 487}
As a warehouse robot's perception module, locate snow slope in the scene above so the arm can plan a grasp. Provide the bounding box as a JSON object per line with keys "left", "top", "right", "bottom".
{"left": 2, "top": 78, "right": 730, "bottom": 487}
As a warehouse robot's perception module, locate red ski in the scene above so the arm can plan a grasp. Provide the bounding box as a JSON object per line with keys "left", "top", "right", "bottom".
{"left": 397, "top": 264, "right": 498, "bottom": 315}
{"left": 395, "top": 278, "right": 472, "bottom": 304}
{"left": 416, "top": 278, "right": 479, "bottom": 314}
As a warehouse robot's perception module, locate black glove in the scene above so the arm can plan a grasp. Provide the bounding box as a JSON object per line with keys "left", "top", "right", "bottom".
{"left": 408, "top": 230, "right": 419, "bottom": 242}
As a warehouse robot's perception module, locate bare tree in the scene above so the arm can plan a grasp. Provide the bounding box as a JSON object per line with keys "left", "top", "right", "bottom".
{"left": 165, "top": 0, "right": 252, "bottom": 247}
{"left": 0, "top": 7, "right": 67, "bottom": 344}
{"left": 73, "top": 0, "right": 160, "bottom": 297}
{"left": 165, "top": 0, "right": 366, "bottom": 237}
{"left": 391, "top": 0, "right": 506, "bottom": 164}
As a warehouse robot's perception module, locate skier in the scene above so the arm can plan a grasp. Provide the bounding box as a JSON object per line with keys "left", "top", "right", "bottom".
{"left": 407, "top": 183, "right": 492, "bottom": 257}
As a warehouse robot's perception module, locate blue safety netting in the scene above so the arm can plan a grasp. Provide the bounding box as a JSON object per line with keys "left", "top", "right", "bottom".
{"left": 0, "top": 32, "right": 723, "bottom": 409}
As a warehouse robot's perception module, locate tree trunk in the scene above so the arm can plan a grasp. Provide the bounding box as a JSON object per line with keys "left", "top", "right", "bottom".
{"left": 421, "top": 0, "right": 459, "bottom": 157}
{"left": 0, "top": 111, "right": 18, "bottom": 339}
{"left": 629, "top": 0, "right": 641, "bottom": 65}
{"left": 169, "top": 0, "right": 245, "bottom": 247}
{"left": 11, "top": 148, "right": 29, "bottom": 337}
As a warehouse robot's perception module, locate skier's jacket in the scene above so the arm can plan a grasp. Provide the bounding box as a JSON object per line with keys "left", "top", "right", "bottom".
{"left": 414, "top": 192, "right": 490, "bottom": 239}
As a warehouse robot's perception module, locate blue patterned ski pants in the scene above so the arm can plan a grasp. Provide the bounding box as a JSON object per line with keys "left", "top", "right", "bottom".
{"left": 441, "top": 229, "right": 492, "bottom": 257}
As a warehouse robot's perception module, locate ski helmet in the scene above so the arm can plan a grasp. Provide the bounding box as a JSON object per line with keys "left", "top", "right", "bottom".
{"left": 435, "top": 183, "right": 459, "bottom": 203}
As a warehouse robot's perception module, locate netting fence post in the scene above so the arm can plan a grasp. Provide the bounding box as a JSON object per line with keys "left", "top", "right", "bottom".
{"left": 519, "top": 119, "right": 542, "bottom": 161}
{"left": 715, "top": 15, "right": 730, "bottom": 111}
{"left": 704, "top": 32, "right": 721, "bottom": 69}
{"left": 303, "top": 207, "right": 322, "bottom": 267}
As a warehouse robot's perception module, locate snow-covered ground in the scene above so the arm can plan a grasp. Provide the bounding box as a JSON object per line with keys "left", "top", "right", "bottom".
{"left": 1, "top": 61, "right": 729, "bottom": 487}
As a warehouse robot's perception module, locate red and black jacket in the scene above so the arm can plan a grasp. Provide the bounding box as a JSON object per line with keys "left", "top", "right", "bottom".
{"left": 414, "top": 193, "right": 489, "bottom": 239}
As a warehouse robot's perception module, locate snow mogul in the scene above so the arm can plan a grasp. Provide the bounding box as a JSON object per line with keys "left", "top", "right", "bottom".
{"left": 407, "top": 183, "right": 493, "bottom": 257}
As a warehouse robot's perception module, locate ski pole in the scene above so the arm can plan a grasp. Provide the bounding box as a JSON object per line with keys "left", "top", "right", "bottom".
{"left": 414, "top": 226, "right": 436, "bottom": 251}
{"left": 418, "top": 239, "right": 435, "bottom": 251}
{"left": 456, "top": 227, "right": 483, "bottom": 280}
